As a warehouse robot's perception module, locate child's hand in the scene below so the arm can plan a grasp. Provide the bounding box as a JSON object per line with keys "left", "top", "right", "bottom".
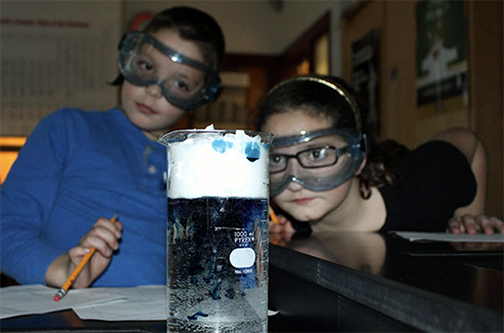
{"left": 269, "top": 214, "right": 296, "bottom": 246}
{"left": 447, "top": 214, "right": 504, "bottom": 234}
{"left": 45, "top": 217, "right": 122, "bottom": 289}
{"left": 68, "top": 217, "right": 123, "bottom": 288}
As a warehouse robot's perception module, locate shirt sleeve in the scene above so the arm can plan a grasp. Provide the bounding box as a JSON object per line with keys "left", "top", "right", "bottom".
{"left": 0, "top": 109, "right": 70, "bottom": 284}
{"left": 379, "top": 140, "right": 477, "bottom": 232}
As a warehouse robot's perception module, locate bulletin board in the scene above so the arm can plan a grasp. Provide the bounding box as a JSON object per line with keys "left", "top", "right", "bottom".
{"left": 0, "top": 1, "right": 122, "bottom": 136}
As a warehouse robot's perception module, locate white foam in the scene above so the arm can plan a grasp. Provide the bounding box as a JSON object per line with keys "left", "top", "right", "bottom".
{"left": 165, "top": 126, "right": 271, "bottom": 199}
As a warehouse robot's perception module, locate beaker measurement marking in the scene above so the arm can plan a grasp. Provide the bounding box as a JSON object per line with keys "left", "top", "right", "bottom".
{"left": 214, "top": 227, "right": 247, "bottom": 231}
{"left": 234, "top": 230, "right": 255, "bottom": 244}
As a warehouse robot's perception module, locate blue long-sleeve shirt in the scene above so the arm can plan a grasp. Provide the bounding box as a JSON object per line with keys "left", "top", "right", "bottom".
{"left": 0, "top": 108, "right": 167, "bottom": 286}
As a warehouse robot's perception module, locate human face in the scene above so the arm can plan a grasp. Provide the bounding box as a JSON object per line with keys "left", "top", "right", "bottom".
{"left": 119, "top": 32, "right": 221, "bottom": 110}
{"left": 269, "top": 126, "right": 365, "bottom": 195}
{"left": 121, "top": 29, "right": 207, "bottom": 139}
{"left": 262, "top": 111, "right": 358, "bottom": 222}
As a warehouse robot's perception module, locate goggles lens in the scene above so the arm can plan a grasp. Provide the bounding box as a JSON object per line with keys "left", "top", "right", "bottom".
{"left": 269, "top": 128, "right": 367, "bottom": 196}
{"left": 118, "top": 32, "right": 222, "bottom": 110}
{"left": 270, "top": 145, "right": 352, "bottom": 173}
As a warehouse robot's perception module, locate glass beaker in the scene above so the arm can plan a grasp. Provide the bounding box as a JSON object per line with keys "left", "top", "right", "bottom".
{"left": 159, "top": 129, "right": 273, "bottom": 333}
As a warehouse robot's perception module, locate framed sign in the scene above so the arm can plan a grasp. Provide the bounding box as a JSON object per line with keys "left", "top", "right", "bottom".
{"left": 415, "top": 0, "right": 467, "bottom": 108}
{"left": 351, "top": 29, "right": 380, "bottom": 135}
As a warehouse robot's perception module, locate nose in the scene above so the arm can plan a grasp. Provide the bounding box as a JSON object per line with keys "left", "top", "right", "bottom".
{"left": 145, "top": 84, "right": 163, "bottom": 98}
{"left": 286, "top": 176, "right": 305, "bottom": 192}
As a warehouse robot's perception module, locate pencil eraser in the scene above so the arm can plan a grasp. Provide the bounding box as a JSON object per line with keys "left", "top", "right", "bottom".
{"left": 53, "top": 294, "right": 61, "bottom": 302}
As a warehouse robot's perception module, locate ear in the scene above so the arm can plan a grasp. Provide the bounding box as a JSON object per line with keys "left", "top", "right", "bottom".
{"left": 354, "top": 157, "right": 367, "bottom": 176}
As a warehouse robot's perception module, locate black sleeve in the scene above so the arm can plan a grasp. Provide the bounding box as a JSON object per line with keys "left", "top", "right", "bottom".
{"left": 379, "top": 140, "right": 477, "bottom": 232}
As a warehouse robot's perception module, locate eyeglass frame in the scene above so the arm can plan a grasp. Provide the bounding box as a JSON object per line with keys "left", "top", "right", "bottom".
{"left": 270, "top": 145, "right": 355, "bottom": 173}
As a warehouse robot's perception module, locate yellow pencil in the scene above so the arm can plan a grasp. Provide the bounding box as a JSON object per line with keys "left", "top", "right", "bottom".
{"left": 53, "top": 213, "right": 118, "bottom": 302}
{"left": 268, "top": 206, "right": 281, "bottom": 226}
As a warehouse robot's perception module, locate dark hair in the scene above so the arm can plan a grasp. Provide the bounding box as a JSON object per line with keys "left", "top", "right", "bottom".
{"left": 257, "top": 75, "right": 361, "bottom": 132}
{"left": 111, "top": 6, "right": 225, "bottom": 85}
{"left": 142, "top": 6, "right": 225, "bottom": 71}
{"left": 257, "top": 75, "right": 408, "bottom": 199}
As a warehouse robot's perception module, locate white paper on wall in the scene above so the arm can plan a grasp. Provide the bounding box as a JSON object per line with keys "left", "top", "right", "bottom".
{"left": 1, "top": 1, "right": 122, "bottom": 136}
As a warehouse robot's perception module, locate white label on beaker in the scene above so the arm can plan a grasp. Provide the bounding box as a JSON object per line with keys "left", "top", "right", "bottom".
{"left": 229, "top": 248, "right": 256, "bottom": 268}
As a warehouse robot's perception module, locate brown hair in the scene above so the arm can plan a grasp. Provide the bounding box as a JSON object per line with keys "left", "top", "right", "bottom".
{"left": 257, "top": 75, "right": 409, "bottom": 199}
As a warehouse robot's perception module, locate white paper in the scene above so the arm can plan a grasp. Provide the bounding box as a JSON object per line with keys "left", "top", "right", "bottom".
{"left": 1, "top": 2, "right": 120, "bottom": 136}
{"left": 73, "top": 285, "right": 166, "bottom": 321}
{"left": 391, "top": 231, "right": 504, "bottom": 243}
{"left": 1, "top": 284, "right": 280, "bottom": 321}
{"left": 0, "top": 284, "right": 127, "bottom": 319}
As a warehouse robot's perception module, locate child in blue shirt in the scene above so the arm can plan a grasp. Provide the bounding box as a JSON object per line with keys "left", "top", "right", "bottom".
{"left": 0, "top": 6, "right": 226, "bottom": 288}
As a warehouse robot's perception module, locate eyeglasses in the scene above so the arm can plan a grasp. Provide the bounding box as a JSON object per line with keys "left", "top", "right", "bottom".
{"left": 269, "top": 146, "right": 352, "bottom": 173}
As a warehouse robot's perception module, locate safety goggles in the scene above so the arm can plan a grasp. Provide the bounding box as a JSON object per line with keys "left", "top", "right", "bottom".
{"left": 118, "top": 32, "right": 222, "bottom": 110}
{"left": 269, "top": 128, "right": 368, "bottom": 196}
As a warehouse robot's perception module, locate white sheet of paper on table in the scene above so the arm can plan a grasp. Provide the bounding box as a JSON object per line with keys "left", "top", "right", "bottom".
{"left": 390, "top": 231, "right": 504, "bottom": 243}
{"left": 73, "top": 285, "right": 166, "bottom": 321}
{"left": 0, "top": 284, "right": 127, "bottom": 320}
{"left": 1, "top": 284, "right": 280, "bottom": 321}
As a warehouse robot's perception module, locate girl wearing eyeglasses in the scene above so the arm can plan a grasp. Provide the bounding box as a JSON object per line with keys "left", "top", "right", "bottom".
{"left": 258, "top": 75, "right": 503, "bottom": 238}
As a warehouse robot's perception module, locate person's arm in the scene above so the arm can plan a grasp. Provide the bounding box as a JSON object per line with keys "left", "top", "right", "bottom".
{"left": 432, "top": 128, "right": 487, "bottom": 215}
{"left": 432, "top": 128, "right": 503, "bottom": 234}
{"left": 0, "top": 113, "right": 69, "bottom": 284}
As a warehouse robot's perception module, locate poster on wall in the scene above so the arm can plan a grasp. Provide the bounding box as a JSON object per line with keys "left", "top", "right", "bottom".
{"left": 415, "top": 0, "right": 467, "bottom": 108}
{"left": 0, "top": 1, "right": 121, "bottom": 136}
{"left": 351, "top": 29, "right": 380, "bottom": 135}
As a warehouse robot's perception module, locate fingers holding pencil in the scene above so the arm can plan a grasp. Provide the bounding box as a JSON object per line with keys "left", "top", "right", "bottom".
{"left": 66, "top": 215, "right": 121, "bottom": 290}
{"left": 268, "top": 212, "right": 297, "bottom": 246}
{"left": 268, "top": 206, "right": 281, "bottom": 226}
{"left": 268, "top": 206, "right": 295, "bottom": 234}
{"left": 76, "top": 215, "right": 122, "bottom": 257}
{"left": 269, "top": 206, "right": 283, "bottom": 234}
